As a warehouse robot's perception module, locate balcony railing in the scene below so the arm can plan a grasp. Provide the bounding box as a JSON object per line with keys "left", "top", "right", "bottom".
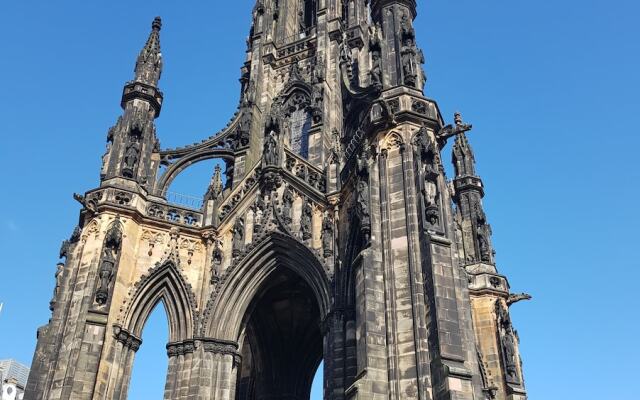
{"left": 164, "top": 191, "right": 204, "bottom": 210}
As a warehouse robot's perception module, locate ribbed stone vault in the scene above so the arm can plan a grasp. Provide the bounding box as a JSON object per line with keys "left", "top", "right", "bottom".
{"left": 237, "top": 268, "right": 322, "bottom": 400}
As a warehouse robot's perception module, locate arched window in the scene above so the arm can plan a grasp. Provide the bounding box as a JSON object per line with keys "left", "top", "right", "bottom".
{"left": 289, "top": 108, "right": 312, "bottom": 158}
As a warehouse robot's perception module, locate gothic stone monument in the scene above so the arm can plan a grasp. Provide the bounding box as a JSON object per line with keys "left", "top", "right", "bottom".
{"left": 26, "top": 1, "right": 530, "bottom": 399}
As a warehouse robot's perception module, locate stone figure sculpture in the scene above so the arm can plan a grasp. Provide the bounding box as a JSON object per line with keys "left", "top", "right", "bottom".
{"left": 264, "top": 132, "right": 279, "bottom": 166}
{"left": 300, "top": 199, "right": 313, "bottom": 240}
{"left": 232, "top": 217, "right": 245, "bottom": 257}
{"left": 322, "top": 216, "right": 333, "bottom": 257}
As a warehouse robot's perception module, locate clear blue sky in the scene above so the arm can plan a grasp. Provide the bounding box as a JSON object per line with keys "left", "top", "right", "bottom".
{"left": 1, "top": 1, "right": 639, "bottom": 398}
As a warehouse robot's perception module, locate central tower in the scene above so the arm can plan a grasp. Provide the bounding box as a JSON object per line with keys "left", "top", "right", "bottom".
{"left": 26, "top": 2, "right": 530, "bottom": 400}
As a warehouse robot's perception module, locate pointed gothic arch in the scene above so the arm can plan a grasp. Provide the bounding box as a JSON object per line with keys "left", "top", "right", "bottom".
{"left": 122, "top": 260, "right": 197, "bottom": 342}
{"left": 202, "top": 232, "right": 330, "bottom": 399}
{"left": 155, "top": 148, "right": 235, "bottom": 196}
{"left": 204, "top": 232, "right": 331, "bottom": 340}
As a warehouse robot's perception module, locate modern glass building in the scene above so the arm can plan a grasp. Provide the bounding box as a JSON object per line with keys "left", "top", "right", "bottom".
{"left": 0, "top": 360, "right": 29, "bottom": 388}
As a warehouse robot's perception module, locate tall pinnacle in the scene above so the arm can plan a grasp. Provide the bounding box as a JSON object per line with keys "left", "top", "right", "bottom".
{"left": 134, "top": 16, "right": 163, "bottom": 86}
{"left": 451, "top": 112, "right": 476, "bottom": 178}
{"left": 205, "top": 165, "right": 224, "bottom": 201}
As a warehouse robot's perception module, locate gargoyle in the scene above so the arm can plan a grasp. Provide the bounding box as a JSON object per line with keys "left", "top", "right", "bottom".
{"left": 73, "top": 193, "right": 97, "bottom": 214}
{"left": 506, "top": 293, "right": 532, "bottom": 306}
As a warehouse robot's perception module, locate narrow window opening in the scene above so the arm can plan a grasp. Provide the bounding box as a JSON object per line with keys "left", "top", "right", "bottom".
{"left": 128, "top": 302, "right": 169, "bottom": 400}
{"left": 290, "top": 108, "right": 312, "bottom": 158}
{"left": 303, "top": 0, "right": 317, "bottom": 28}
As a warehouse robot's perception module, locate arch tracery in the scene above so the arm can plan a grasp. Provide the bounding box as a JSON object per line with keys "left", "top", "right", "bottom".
{"left": 120, "top": 260, "right": 197, "bottom": 342}
{"left": 202, "top": 232, "right": 331, "bottom": 340}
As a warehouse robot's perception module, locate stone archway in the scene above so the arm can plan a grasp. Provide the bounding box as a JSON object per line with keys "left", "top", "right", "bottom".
{"left": 236, "top": 268, "right": 323, "bottom": 400}
{"left": 105, "top": 260, "right": 197, "bottom": 400}
{"left": 204, "top": 233, "right": 331, "bottom": 400}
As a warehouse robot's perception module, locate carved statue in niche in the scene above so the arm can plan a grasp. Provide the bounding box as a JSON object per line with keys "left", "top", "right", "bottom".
{"left": 232, "top": 217, "right": 245, "bottom": 257}
{"left": 369, "top": 23, "right": 383, "bottom": 88}
{"left": 263, "top": 132, "right": 279, "bottom": 166}
{"left": 311, "top": 83, "right": 324, "bottom": 123}
{"left": 253, "top": 194, "right": 265, "bottom": 233}
{"left": 95, "top": 221, "right": 123, "bottom": 305}
{"left": 311, "top": 55, "right": 324, "bottom": 85}
{"left": 474, "top": 203, "right": 492, "bottom": 262}
{"left": 401, "top": 36, "right": 419, "bottom": 86}
{"left": 211, "top": 237, "right": 223, "bottom": 284}
{"left": 104, "top": 220, "right": 123, "bottom": 249}
{"left": 263, "top": 108, "right": 280, "bottom": 165}
{"left": 123, "top": 136, "right": 141, "bottom": 177}
{"left": 496, "top": 300, "right": 521, "bottom": 385}
{"left": 502, "top": 329, "right": 519, "bottom": 382}
{"left": 95, "top": 252, "right": 115, "bottom": 305}
{"left": 281, "top": 186, "right": 294, "bottom": 226}
{"left": 477, "top": 228, "right": 491, "bottom": 262}
{"left": 370, "top": 52, "right": 383, "bottom": 88}
{"left": 400, "top": 13, "right": 421, "bottom": 87}
{"left": 322, "top": 215, "right": 333, "bottom": 257}
{"left": 416, "top": 126, "right": 440, "bottom": 224}
{"left": 300, "top": 198, "right": 313, "bottom": 240}
{"left": 49, "top": 263, "right": 64, "bottom": 311}
{"left": 356, "top": 149, "right": 371, "bottom": 242}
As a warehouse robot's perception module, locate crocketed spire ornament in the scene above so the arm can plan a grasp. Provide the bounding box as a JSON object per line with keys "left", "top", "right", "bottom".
{"left": 205, "top": 164, "right": 224, "bottom": 201}
{"left": 134, "top": 16, "right": 163, "bottom": 86}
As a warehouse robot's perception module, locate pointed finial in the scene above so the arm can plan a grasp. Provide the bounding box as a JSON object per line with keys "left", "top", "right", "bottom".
{"left": 152, "top": 16, "right": 162, "bottom": 31}
{"left": 134, "top": 16, "right": 163, "bottom": 86}
{"left": 205, "top": 164, "right": 224, "bottom": 201}
{"left": 452, "top": 112, "right": 476, "bottom": 178}
{"left": 453, "top": 111, "right": 472, "bottom": 133}
{"left": 454, "top": 111, "right": 462, "bottom": 126}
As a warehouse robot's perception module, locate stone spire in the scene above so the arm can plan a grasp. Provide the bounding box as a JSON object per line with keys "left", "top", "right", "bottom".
{"left": 133, "top": 16, "right": 163, "bottom": 86}
{"left": 449, "top": 112, "right": 495, "bottom": 265}
{"left": 452, "top": 112, "right": 476, "bottom": 178}
{"left": 205, "top": 164, "right": 224, "bottom": 201}
{"left": 99, "top": 17, "right": 164, "bottom": 186}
